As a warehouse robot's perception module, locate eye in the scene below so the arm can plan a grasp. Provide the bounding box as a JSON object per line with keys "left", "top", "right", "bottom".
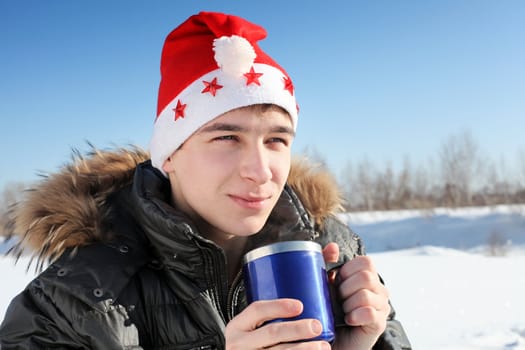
{"left": 267, "top": 137, "right": 290, "bottom": 146}
{"left": 214, "top": 135, "right": 238, "bottom": 142}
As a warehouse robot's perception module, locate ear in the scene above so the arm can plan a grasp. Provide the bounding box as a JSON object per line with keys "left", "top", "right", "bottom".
{"left": 162, "top": 156, "right": 175, "bottom": 174}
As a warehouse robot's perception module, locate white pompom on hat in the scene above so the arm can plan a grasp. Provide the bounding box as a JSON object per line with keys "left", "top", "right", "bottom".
{"left": 149, "top": 12, "right": 298, "bottom": 174}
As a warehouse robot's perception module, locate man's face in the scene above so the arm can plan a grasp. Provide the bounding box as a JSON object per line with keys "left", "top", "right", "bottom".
{"left": 162, "top": 106, "right": 295, "bottom": 243}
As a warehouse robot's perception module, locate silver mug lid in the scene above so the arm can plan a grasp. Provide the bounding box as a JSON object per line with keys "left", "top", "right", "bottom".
{"left": 243, "top": 241, "right": 322, "bottom": 264}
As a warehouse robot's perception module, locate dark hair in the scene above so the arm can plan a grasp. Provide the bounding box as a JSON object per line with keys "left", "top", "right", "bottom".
{"left": 235, "top": 103, "right": 290, "bottom": 116}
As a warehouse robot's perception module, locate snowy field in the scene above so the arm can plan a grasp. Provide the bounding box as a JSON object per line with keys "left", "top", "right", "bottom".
{"left": 1, "top": 205, "right": 524, "bottom": 349}
{"left": 372, "top": 246, "right": 525, "bottom": 350}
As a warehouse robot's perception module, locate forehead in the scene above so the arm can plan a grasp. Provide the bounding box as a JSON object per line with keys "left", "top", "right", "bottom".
{"left": 199, "top": 105, "right": 294, "bottom": 132}
{"left": 224, "top": 104, "right": 290, "bottom": 119}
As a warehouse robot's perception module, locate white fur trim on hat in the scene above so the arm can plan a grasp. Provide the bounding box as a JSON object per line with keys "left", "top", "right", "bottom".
{"left": 149, "top": 63, "right": 298, "bottom": 174}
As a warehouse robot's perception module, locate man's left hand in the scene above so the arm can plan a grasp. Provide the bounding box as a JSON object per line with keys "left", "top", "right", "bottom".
{"left": 323, "top": 243, "right": 390, "bottom": 350}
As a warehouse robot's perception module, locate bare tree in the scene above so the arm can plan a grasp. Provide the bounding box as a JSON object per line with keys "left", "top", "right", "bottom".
{"left": 0, "top": 181, "right": 27, "bottom": 237}
{"left": 332, "top": 130, "right": 522, "bottom": 212}
{"left": 515, "top": 149, "right": 525, "bottom": 203}
{"left": 411, "top": 162, "right": 433, "bottom": 208}
{"left": 519, "top": 148, "right": 525, "bottom": 189}
{"left": 439, "top": 130, "right": 481, "bottom": 206}
{"left": 395, "top": 156, "right": 413, "bottom": 209}
{"left": 355, "top": 158, "right": 375, "bottom": 211}
{"left": 299, "top": 145, "right": 328, "bottom": 168}
{"left": 481, "top": 156, "right": 515, "bottom": 205}
{"left": 340, "top": 160, "right": 356, "bottom": 210}
{"left": 374, "top": 162, "right": 395, "bottom": 210}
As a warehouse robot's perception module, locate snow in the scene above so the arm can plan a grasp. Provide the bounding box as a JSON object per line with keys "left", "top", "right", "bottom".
{"left": 372, "top": 247, "right": 525, "bottom": 349}
{"left": 1, "top": 205, "right": 525, "bottom": 349}
{"left": 339, "top": 204, "right": 525, "bottom": 253}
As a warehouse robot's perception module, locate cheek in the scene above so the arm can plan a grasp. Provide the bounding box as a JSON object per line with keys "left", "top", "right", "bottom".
{"left": 271, "top": 155, "right": 291, "bottom": 185}
{"left": 177, "top": 156, "right": 231, "bottom": 197}
{"left": 186, "top": 150, "right": 230, "bottom": 175}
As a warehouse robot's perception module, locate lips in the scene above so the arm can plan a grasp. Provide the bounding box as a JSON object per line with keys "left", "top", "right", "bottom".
{"left": 229, "top": 194, "right": 271, "bottom": 209}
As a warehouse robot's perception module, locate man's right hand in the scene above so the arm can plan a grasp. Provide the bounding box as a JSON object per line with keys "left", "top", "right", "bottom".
{"left": 225, "top": 298, "right": 331, "bottom": 349}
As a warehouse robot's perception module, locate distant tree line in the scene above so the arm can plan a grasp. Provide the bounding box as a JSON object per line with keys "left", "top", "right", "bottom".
{"left": 2, "top": 130, "right": 525, "bottom": 238}
{"left": 337, "top": 131, "right": 525, "bottom": 211}
{"left": 0, "top": 181, "right": 26, "bottom": 238}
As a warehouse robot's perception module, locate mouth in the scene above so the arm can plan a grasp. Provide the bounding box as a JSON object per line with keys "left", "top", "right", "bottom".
{"left": 229, "top": 194, "right": 271, "bottom": 210}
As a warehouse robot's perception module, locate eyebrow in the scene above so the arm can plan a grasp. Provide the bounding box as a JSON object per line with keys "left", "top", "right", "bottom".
{"left": 198, "top": 122, "right": 296, "bottom": 136}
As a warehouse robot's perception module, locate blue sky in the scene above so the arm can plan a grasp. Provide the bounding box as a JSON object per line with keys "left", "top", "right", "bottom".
{"left": 1, "top": 1, "right": 524, "bottom": 189}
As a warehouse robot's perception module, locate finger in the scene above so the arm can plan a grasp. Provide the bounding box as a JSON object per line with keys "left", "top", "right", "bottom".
{"left": 251, "top": 318, "right": 325, "bottom": 348}
{"left": 322, "top": 242, "right": 339, "bottom": 263}
{"left": 339, "top": 269, "right": 384, "bottom": 300}
{"left": 341, "top": 288, "right": 390, "bottom": 315}
{"left": 272, "top": 339, "right": 331, "bottom": 350}
{"left": 322, "top": 243, "right": 339, "bottom": 282}
{"left": 338, "top": 256, "right": 378, "bottom": 280}
{"left": 345, "top": 305, "right": 389, "bottom": 332}
{"left": 228, "top": 299, "right": 303, "bottom": 331}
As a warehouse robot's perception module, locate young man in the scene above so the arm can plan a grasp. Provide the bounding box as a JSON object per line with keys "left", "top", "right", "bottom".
{"left": 0, "top": 12, "right": 411, "bottom": 349}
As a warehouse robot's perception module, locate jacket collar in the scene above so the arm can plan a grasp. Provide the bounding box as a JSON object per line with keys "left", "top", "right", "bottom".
{"left": 5, "top": 147, "right": 344, "bottom": 270}
{"left": 128, "top": 160, "right": 316, "bottom": 280}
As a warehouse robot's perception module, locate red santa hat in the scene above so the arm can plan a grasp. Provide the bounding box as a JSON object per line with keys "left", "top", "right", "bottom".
{"left": 149, "top": 12, "right": 298, "bottom": 173}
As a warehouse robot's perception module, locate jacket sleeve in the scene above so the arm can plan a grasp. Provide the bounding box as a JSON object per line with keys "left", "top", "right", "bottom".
{"left": 0, "top": 274, "right": 141, "bottom": 350}
{"left": 0, "top": 280, "right": 91, "bottom": 349}
{"left": 316, "top": 216, "right": 412, "bottom": 350}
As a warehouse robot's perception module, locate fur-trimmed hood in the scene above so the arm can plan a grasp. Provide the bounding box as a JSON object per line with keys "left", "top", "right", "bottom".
{"left": 5, "top": 147, "right": 343, "bottom": 267}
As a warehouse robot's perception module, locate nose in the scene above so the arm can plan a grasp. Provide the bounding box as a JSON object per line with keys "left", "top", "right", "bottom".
{"left": 239, "top": 143, "right": 272, "bottom": 184}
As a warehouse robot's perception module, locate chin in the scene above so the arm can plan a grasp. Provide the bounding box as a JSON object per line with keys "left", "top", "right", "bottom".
{"left": 231, "top": 217, "right": 268, "bottom": 237}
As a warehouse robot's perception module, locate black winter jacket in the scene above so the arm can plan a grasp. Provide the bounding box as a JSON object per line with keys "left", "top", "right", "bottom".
{"left": 0, "top": 149, "right": 411, "bottom": 349}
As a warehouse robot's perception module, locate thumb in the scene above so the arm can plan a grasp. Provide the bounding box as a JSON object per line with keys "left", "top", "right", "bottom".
{"left": 322, "top": 242, "right": 339, "bottom": 263}
{"left": 322, "top": 242, "right": 340, "bottom": 283}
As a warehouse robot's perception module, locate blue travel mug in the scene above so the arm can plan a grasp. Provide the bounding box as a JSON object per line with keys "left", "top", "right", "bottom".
{"left": 242, "top": 241, "right": 336, "bottom": 343}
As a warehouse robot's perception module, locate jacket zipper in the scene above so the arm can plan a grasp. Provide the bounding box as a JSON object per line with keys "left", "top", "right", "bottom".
{"left": 208, "top": 249, "right": 228, "bottom": 324}
{"left": 207, "top": 247, "right": 244, "bottom": 324}
{"left": 226, "top": 269, "right": 243, "bottom": 321}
